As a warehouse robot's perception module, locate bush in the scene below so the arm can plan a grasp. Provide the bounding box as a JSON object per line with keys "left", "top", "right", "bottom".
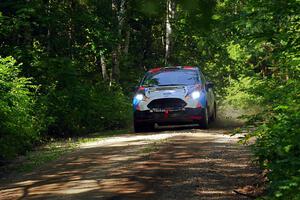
{"left": 46, "top": 82, "right": 131, "bottom": 136}
{"left": 0, "top": 56, "right": 40, "bottom": 159}
{"left": 225, "top": 77, "right": 300, "bottom": 199}
{"left": 0, "top": 56, "right": 131, "bottom": 159}
{"left": 252, "top": 80, "right": 300, "bottom": 199}
{"left": 38, "top": 58, "right": 131, "bottom": 137}
{"left": 224, "top": 76, "right": 264, "bottom": 110}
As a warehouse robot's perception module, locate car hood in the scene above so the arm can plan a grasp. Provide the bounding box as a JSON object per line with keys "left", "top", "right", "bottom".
{"left": 144, "top": 85, "right": 189, "bottom": 99}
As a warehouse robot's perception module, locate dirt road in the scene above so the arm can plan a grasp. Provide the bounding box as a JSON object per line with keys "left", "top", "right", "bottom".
{"left": 0, "top": 124, "right": 262, "bottom": 200}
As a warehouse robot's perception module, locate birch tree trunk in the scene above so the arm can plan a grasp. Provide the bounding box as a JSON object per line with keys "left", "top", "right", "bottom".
{"left": 111, "top": 0, "right": 127, "bottom": 82}
{"left": 100, "top": 53, "right": 108, "bottom": 81}
{"left": 165, "top": 0, "right": 175, "bottom": 64}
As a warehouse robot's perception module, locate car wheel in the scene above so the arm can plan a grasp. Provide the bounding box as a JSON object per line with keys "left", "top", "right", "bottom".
{"left": 134, "top": 121, "right": 154, "bottom": 133}
{"left": 199, "top": 107, "right": 209, "bottom": 129}
{"left": 134, "top": 121, "right": 143, "bottom": 133}
{"left": 210, "top": 102, "right": 217, "bottom": 122}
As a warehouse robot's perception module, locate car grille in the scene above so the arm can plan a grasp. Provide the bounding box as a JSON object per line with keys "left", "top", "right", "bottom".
{"left": 147, "top": 98, "right": 187, "bottom": 110}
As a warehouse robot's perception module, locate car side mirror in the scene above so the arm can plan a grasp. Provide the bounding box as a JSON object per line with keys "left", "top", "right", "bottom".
{"left": 206, "top": 82, "right": 214, "bottom": 89}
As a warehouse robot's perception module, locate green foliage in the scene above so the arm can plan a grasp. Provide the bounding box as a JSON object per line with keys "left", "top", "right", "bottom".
{"left": 226, "top": 78, "right": 300, "bottom": 200}
{"left": 34, "top": 58, "right": 131, "bottom": 136}
{"left": 218, "top": 0, "right": 300, "bottom": 198}
{"left": 226, "top": 80, "right": 300, "bottom": 200}
{"left": 0, "top": 56, "right": 41, "bottom": 159}
{"left": 225, "top": 76, "right": 264, "bottom": 109}
{"left": 251, "top": 80, "right": 300, "bottom": 199}
{"left": 47, "top": 81, "right": 131, "bottom": 136}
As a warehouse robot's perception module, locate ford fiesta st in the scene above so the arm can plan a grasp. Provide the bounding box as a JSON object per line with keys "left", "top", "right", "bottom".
{"left": 132, "top": 66, "right": 216, "bottom": 132}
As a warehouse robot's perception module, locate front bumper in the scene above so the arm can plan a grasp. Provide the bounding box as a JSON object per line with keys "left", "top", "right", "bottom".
{"left": 134, "top": 108, "right": 205, "bottom": 125}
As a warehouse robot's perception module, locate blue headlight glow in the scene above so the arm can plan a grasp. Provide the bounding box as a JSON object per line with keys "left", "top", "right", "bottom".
{"left": 191, "top": 91, "right": 200, "bottom": 99}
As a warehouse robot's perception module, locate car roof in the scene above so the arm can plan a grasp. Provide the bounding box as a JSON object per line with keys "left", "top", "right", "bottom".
{"left": 148, "top": 66, "right": 199, "bottom": 73}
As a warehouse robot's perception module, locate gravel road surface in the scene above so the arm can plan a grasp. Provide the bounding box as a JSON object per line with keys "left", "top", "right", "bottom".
{"left": 0, "top": 123, "right": 262, "bottom": 200}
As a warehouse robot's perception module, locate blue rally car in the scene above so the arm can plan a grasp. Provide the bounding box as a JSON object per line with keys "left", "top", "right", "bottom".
{"left": 133, "top": 66, "right": 217, "bottom": 132}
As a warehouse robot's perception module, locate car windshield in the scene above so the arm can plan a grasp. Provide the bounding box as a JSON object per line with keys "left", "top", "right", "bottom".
{"left": 142, "top": 69, "right": 200, "bottom": 86}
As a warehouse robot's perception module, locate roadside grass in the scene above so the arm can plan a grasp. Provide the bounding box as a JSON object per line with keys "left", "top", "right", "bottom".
{"left": 16, "top": 141, "right": 77, "bottom": 173}
{"left": 0, "top": 129, "right": 131, "bottom": 175}
{"left": 75, "top": 129, "right": 131, "bottom": 144}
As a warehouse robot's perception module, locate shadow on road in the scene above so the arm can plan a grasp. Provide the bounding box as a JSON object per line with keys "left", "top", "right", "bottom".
{"left": 0, "top": 129, "right": 261, "bottom": 200}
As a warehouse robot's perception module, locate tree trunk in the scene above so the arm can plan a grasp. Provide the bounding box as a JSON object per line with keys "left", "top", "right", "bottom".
{"left": 68, "top": 0, "right": 75, "bottom": 59}
{"left": 100, "top": 53, "right": 108, "bottom": 81}
{"left": 165, "top": 0, "right": 175, "bottom": 65}
{"left": 124, "top": 28, "right": 130, "bottom": 55}
{"left": 111, "top": 0, "right": 127, "bottom": 82}
{"left": 47, "top": 0, "right": 51, "bottom": 53}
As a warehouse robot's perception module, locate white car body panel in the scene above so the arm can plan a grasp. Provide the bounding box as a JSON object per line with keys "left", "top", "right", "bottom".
{"left": 138, "top": 85, "right": 199, "bottom": 111}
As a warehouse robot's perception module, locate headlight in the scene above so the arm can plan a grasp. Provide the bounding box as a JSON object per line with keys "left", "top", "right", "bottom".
{"left": 191, "top": 91, "right": 200, "bottom": 99}
{"left": 135, "top": 94, "right": 144, "bottom": 101}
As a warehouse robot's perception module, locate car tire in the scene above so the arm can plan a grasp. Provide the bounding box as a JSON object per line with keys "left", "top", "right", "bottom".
{"left": 210, "top": 102, "right": 217, "bottom": 122}
{"left": 199, "top": 107, "right": 209, "bottom": 129}
{"left": 134, "top": 121, "right": 154, "bottom": 133}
